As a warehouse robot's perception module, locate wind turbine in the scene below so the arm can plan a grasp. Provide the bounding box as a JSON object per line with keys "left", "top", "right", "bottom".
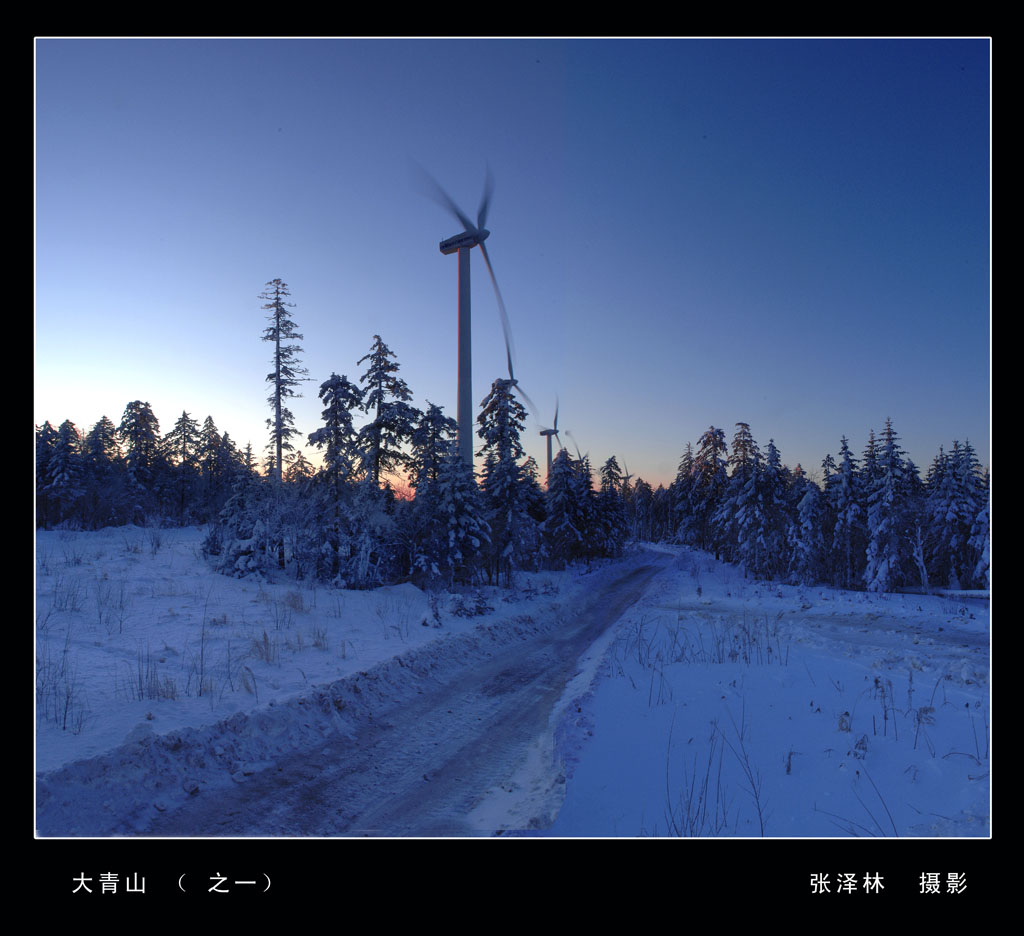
{"left": 538, "top": 399, "right": 563, "bottom": 485}
{"left": 420, "top": 167, "right": 527, "bottom": 467}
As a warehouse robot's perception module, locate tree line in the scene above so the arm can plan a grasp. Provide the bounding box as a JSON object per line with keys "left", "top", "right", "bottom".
{"left": 36, "top": 280, "right": 989, "bottom": 595}
{"left": 661, "top": 421, "right": 989, "bottom": 593}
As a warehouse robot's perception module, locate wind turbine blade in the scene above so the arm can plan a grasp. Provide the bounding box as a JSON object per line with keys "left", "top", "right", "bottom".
{"left": 477, "top": 165, "right": 494, "bottom": 231}
{"left": 519, "top": 388, "right": 541, "bottom": 424}
{"left": 413, "top": 164, "right": 477, "bottom": 234}
{"left": 553, "top": 398, "right": 559, "bottom": 432}
{"left": 478, "top": 240, "right": 516, "bottom": 382}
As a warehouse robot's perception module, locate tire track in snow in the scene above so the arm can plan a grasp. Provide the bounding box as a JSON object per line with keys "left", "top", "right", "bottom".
{"left": 133, "top": 558, "right": 671, "bottom": 836}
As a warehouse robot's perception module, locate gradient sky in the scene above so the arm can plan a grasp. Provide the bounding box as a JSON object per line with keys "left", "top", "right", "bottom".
{"left": 35, "top": 38, "right": 990, "bottom": 489}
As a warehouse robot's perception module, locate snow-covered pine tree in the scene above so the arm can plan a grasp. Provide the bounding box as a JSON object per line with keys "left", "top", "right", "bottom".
{"left": 477, "top": 377, "right": 538, "bottom": 585}
{"left": 80, "top": 415, "right": 126, "bottom": 527}
{"left": 968, "top": 486, "right": 990, "bottom": 591}
{"left": 757, "top": 440, "right": 791, "bottom": 579}
{"left": 206, "top": 462, "right": 269, "bottom": 575}
{"left": 307, "top": 372, "right": 364, "bottom": 494}
{"left": 827, "top": 436, "right": 866, "bottom": 590}
{"left": 596, "top": 456, "right": 629, "bottom": 557}
{"left": 409, "top": 402, "right": 458, "bottom": 493}
{"left": 863, "top": 419, "right": 912, "bottom": 592}
{"left": 631, "top": 478, "right": 654, "bottom": 543}
{"left": 197, "top": 416, "right": 234, "bottom": 520}
{"left": 342, "top": 477, "right": 397, "bottom": 588}
{"left": 118, "top": 401, "right": 161, "bottom": 480}
{"left": 260, "top": 279, "right": 308, "bottom": 484}
{"left": 117, "top": 401, "right": 163, "bottom": 520}
{"left": 300, "top": 373, "right": 366, "bottom": 583}
{"left": 83, "top": 416, "right": 121, "bottom": 467}
{"left": 162, "top": 410, "right": 202, "bottom": 523}
{"left": 670, "top": 442, "right": 695, "bottom": 543}
{"left": 284, "top": 451, "right": 315, "bottom": 484}
{"left": 545, "top": 448, "right": 583, "bottom": 566}
{"left": 948, "top": 440, "right": 985, "bottom": 589}
{"left": 714, "top": 423, "right": 763, "bottom": 563}
{"left": 36, "top": 422, "right": 59, "bottom": 527}
{"left": 414, "top": 451, "right": 491, "bottom": 588}
{"left": 690, "top": 426, "right": 729, "bottom": 555}
{"left": 42, "top": 420, "right": 85, "bottom": 526}
{"left": 790, "top": 476, "right": 828, "bottom": 585}
{"left": 650, "top": 485, "right": 673, "bottom": 543}
{"left": 357, "top": 336, "right": 418, "bottom": 486}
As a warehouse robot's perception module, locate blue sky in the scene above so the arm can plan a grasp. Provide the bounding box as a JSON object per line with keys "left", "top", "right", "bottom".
{"left": 35, "top": 38, "right": 990, "bottom": 489}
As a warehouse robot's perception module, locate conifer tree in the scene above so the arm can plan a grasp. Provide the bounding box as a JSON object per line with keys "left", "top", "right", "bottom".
{"left": 714, "top": 423, "right": 762, "bottom": 562}
{"left": 790, "top": 478, "right": 828, "bottom": 585}
{"left": 671, "top": 442, "right": 695, "bottom": 542}
{"left": 863, "top": 419, "right": 912, "bottom": 592}
{"left": 260, "top": 279, "right": 308, "bottom": 483}
{"left": 83, "top": 416, "right": 121, "bottom": 467}
{"left": 163, "top": 410, "right": 202, "bottom": 522}
{"left": 828, "top": 436, "right": 866, "bottom": 590}
{"left": 597, "top": 456, "right": 628, "bottom": 557}
{"left": 81, "top": 415, "right": 125, "bottom": 527}
{"left": 968, "top": 491, "right": 990, "bottom": 590}
{"left": 43, "top": 420, "right": 85, "bottom": 525}
{"left": 284, "top": 451, "right": 315, "bottom": 484}
{"left": 307, "top": 372, "right": 364, "bottom": 493}
{"left": 357, "top": 336, "right": 417, "bottom": 486}
{"left": 690, "top": 426, "right": 729, "bottom": 554}
{"left": 36, "top": 422, "right": 60, "bottom": 527}
{"left": 477, "top": 377, "right": 537, "bottom": 585}
{"left": 413, "top": 452, "right": 491, "bottom": 587}
{"left": 409, "top": 402, "right": 458, "bottom": 493}
{"left": 117, "top": 401, "right": 162, "bottom": 504}
{"left": 545, "top": 448, "right": 583, "bottom": 566}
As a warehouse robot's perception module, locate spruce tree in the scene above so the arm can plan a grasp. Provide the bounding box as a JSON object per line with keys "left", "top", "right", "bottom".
{"left": 36, "top": 422, "right": 60, "bottom": 527}
{"left": 162, "top": 410, "right": 202, "bottom": 523}
{"left": 307, "top": 372, "right": 364, "bottom": 493}
{"left": 414, "top": 452, "right": 491, "bottom": 587}
{"left": 828, "top": 436, "right": 866, "bottom": 590}
{"left": 863, "top": 419, "right": 911, "bottom": 592}
{"left": 83, "top": 416, "right": 121, "bottom": 466}
{"left": 715, "top": 423, "right": 762, "bottom": 563}
{"left": 117, "top": 401, "right": 162, "bottom": 510}
{"left": 545, "top": 448, "right": 583, "bottom": 566}
{"left": 690, "top": 426, "right": 729, "bottom": 554}
{"left": 44, "top": 420, "right": 85, "bottom": 525}
{"left": 356, "top": 335, "right": 417, "bottom": 486}
{"left": 82, "top": 415, "right": 125, "bottom": 527}
{"left": 477, "top": 377, "right": 537, "bottom": 585}
{"left": 260, "top": 279, "right": 308, "bottom": 483}
{"left": 597, "top": 456, "right": 628, "bottom": 557}
{"left": 671, "top": 442, "right": 695, "bottom": 542}
{"left": 790, "top": 477, "right": 828, "bottom": 585}
{"left": 409, "top": 402, "right": 458, "bottom": 493}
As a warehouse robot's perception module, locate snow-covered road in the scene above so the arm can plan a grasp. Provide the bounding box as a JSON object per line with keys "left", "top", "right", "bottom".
{"left": 143, "top": 560, "right": 667, "bottom": 836}
{"left": 36, "top": 545, "right": 672, "bottom": 837}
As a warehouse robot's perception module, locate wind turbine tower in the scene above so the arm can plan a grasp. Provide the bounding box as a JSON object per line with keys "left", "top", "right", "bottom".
{"left": 425, "top": 168, "right": 521, "bottom": 469}
{"left": 439, "top": 227, "right": 489, "bottom": 468}
{"left": 539, "top": 400, "right": 561, "bottom": 485}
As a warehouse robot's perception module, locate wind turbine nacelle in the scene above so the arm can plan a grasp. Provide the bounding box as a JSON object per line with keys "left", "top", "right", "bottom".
{"left": 440, "top": 229, "right": 490, "bottom": 254}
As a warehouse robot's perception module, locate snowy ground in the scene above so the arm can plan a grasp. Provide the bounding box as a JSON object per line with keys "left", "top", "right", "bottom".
{"left": 35, "top": 526, "right": 989, "bottom": 842}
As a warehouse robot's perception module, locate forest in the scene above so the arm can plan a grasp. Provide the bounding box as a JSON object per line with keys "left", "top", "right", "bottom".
{"left": 36, "top": 281, "right": 990, "bottom": 597}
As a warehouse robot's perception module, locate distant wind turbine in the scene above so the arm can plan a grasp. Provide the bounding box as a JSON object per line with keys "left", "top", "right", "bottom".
{"left": 538, "top": 399, "right": 563, "bottom": 484}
